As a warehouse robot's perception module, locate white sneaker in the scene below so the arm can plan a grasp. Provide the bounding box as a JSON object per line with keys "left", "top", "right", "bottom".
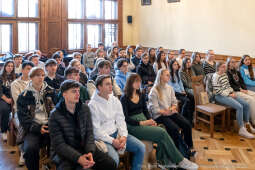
{"left": 2, "top": 133, "right": 7, "bottom": 141}
{"left": 246, "top": 123, "right": 255, "bottom": 133}
{"left": 178, "top": 158, "right": 199, "bottom": 170}
{"left": 19, "top": 152, "right": 25, "bottom": 166}
{"left": 239, "top": 126, "right": 255, "bottom": 139}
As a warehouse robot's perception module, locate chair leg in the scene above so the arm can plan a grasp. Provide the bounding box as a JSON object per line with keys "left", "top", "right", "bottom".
{"left": 227, "top": 109, "right": 231, "bottom": 130}
{"left": 194, "top": 110, "right": 198, "bottom": 129}
{"left": 221, "top": 111, "right": 225, "bottom": 132}
{"left": 210, "top": 115, "right": 214, "bottom": 138}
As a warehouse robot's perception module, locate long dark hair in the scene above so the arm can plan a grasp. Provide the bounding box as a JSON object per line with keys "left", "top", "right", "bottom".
{"left": 148, "top": 48, "right": 156, "bottom": 64}
{"left": 181, "top": 58, "right": 192, "bottom": 78}
{"left": 126, "top": 45, "right": 134, "bottom": 59}
{"left": 0, "top": 60, "right": 16, "bottom": 83}
{"left": 169, "top": 59, "right": 180, "bottom": 83}
{"left": 124, "top": 73, "right": 141, "bottom": 99}
{"left": 156, "top": 51, "right": 167, "bottom": 70}
{"left": 191, "top": 52, "right": 201, "bottom": 64}
{"left": 240, "top": 55, "right": 254, "bottom": 80}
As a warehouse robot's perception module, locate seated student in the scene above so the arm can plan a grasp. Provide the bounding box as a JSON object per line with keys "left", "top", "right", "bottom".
{"left": 113, "top": 48, "right": 126, "bottom": 70}
{"left": 169, "top": 59, "right": 194, "bottom": 124}
{"left": 87, "top": 60, "right": 121, "bottom": 98}
{"left": 227, "top": 57, "right": 255, "bottom": 126}
{"left": 28, "top": 54, "right": 45, "bottom": 69}
{"left": 148, "top": 48, "right": 156, "bottom": 65}
{"left": 202, "top": 50, "right": 216, "bottom": 75}
{"left": 176, "top": 49, "right": 186, "bottom": 66}
{"left": 148, "top": 69, "right": 195, "bottom": 157}
{"left": 11, "top": 61, "right": 34, "bottom": 166}
{"left": 153, "top": 51, "right": 168, "bottom": 74}
{"left": 59, "top": 67, "right": 90, "bottom": 103}
{"left": 83, "top": 44, "right": 96, "bottom": 74}
{"left": 166, "top": 50, "right": 176, "bottom": 66}
{"left": 98, "top": 42, "right": 107, "bottom": 56}
{"left": 121, "top": 73, "right": 199, "bottom": 169}
{"left": 73, "top": 52, "right": 86, "bottom": 74}
{"left": 156, "top": 46, "right": 164, "bottom": 53}
{"left": 44, "top": 59, "right": 65, "bottom": 90}
{"left": 49, "top": 80, "right": 117, "bottom": 170}
{"left": 88, "top": 75, "right": 145, "bottom": 170}
{"left": 53, "top": 51, "right": 65, "bottom": 76}
{"left": 17, "top": 67, "right": 57, "bottom": 170}
{"left": 136, "top": 53, "right": 156, "bottom": 89}
{"left": 13, "top": 54, "right": 23, "bottom": 75}
{"left": 115, "top": 59, "right": 129, "bottom": 92}
{"left": 239, "top": 55, "right": 255, "bottom": 92}
{"left": 180, "top": 58, "right": 194, "bottom": 95}
{"left": 126, "top": 46, "right": 136, "bottom": 72}
{"left": 131, "top": 47, "right": 143, "bottom": 72}
{"left": 69, "top": 59, "right": 88, "bottom": 87}
{"left": 108, "top": 46, "right": 118, "bottom": 63}
{"left": 0, "top": 60, "right": 18, "bottom": 141}
{"left": 191, "top": 52, "right": 205, "bottom": 77}
{"left": 212, "top": 62, "right": 254, "bottom": 139}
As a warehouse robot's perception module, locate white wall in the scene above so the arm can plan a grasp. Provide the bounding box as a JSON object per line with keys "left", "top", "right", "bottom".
{"left": 123, "top": 0, "right": 255, "bottom": 57}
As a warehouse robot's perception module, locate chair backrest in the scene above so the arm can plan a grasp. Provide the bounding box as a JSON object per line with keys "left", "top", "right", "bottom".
{"left": 192, "top": 75, "right": 206, "bottom": 105}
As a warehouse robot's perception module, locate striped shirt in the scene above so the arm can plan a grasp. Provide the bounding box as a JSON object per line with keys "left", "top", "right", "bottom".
{"left": 203, "top": 61, "right": 216, "bottom": 75}
{"left": 212, "top": 72, "right": 233, "bottom": 97}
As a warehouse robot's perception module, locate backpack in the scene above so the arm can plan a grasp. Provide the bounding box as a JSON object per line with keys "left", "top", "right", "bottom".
{"left": 204, "top": 73, "right": 215, "bottom": 103}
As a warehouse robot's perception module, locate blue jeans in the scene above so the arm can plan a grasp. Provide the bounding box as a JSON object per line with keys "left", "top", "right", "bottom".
{"left": 246, "top": 85, "right": 255, "bottom": 92}
{"left": 215, "top": 95, "right": 250, "bottom": 127}
{"left": 105, "top": 131, "right": 145, "bottom": 170}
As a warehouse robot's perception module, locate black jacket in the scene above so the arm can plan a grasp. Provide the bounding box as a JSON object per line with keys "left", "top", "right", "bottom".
{"left": 49, "top": 100, "right": 96, "bottom": 164}
{"left": 44, "top": 74, "right": 65, "bottom": 90}
{"left": 136, "top": 61, "right": 156, "bottom": 86}
{"left": 56, "top": 64, "right": 65, "bottom": 76}
{"left": 227, "top": 69, "right": 247, "bottom": 91}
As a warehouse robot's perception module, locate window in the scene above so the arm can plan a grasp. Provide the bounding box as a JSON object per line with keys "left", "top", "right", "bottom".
{"left": 87, "top": 25, "right": 102, "bottom": 48}
{"left": 0, "top": 0, "right": 15, "bottom": 17}
{"left": 105, "top": 0, "right": 118, "bottom": 20}
{"left": 68, "top": 0, "right": 84, "bottom": 19}
{"left": 86, "top": 0, "right": 102, "bottom": 19}
{"left": 105, "top": 24, "right": 117, "bottom": 48}
{"left": 18, "top": 23, "right": 39, "bottom": 52}
{"left": 18, "top": 0, "right": 39, "bottom": 17}
{"left": 0, "top": 24, "right": 12, "bottom": 53}
{"left": 68, "top": 23, "right": 84, "bottom": 50}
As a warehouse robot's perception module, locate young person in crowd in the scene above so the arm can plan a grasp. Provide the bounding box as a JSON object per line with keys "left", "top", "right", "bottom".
{"left": 87, "top": 60, "right": 121, "bottom": 98}
{"left": 167, "top": 50, "right": 176, "bottom": 66}
{"left": 13, "top": 54, "right": 23, "bottom": 75}
{"left": 131, "top": 47, "right": 143, "bottom": 72}
{"left": 88, "top": 75, "right": 145, "bottom": 170}
{"left": 17, "top": 67, "right": 57, "bottom": 170}
{"left": 0, "top": 60, "right": 17, "bottom": 141}
{"left": 121, "top": 73, "right": 199, "bottom": 169}
{"left": 89, "top": 58, "right": 105, "bottom": 80}
{"left": 149, "top": 69, "right": 195, "bottom": 158}
{"left": 59, "top": 67, "right": 90, "bottom": 103}
{"left": 44, "top": 59, "right": 65, "bottom": 90}
{"left": 53, "top": 51, "right": 66, "bottom": 76}
{"left": 176, "top": 49, "right": 186, "bottom": 66}
{"left": 156, "top": 46, "right": 164, "bottom": 53}
{"left": 73, "top": 52, "right": 86, "bottom": 74}
{"left": 49, "top": 80, "right": 117, "bottom": 170}
{"left": 108, "top": 46, "right": 118, "bottom": 63}
{"left": 227, "top": 57, "right": 255, "bottom": 126}
{"left": 115, "top": 59, "right": 129, "bottom": 92}
{"left": 136, "top": 53, "right": 156, "bottom": 89}
{"left": 203, "top": 50, "right": 216, "bottom": 75}
{"left": 180, "top": 58, "right": 194, "bottom": 95}
{"left": 153, "top": 51, "right": 168, "bottom": 74}
{"left": 11, "top": 61, "right": 34, "bottom": 166}
{"left": 69, "top": 59, "right": 88, "bottom": 87}
{"left": 125, "top": 46, "right": 136, "bottom": 72}
{"left": 191, "top": 52, "right": 205, "bottom": 77}
{"left": 212, "top": 62, "right": 255, "bottom": 139}
{"left": 83, "top": 44, "right": 96, "bottom": 74}
{"left": 148, "top": 48, "right": 156, "bottom": 65}
{"left": 28, "top": 54, "right": 45, "bottom": 69}
{"left": 239, "top": 55, "right": 255, "bottom": 91}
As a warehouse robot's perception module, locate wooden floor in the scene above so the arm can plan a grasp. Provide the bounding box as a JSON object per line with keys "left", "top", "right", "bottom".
{"left": 1, "top": 124, "right": 255, "bottom": 170}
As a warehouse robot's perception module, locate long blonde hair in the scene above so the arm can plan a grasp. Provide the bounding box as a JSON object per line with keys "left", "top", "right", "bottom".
{"left": 154, "top": 68, "right": 169, "bottom": 101}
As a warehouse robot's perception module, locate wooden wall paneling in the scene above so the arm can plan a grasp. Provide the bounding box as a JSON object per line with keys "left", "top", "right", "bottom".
{"left": 61, "top": 0, "right": 68, "bottom": 50}
{"left": 40, "top": 0, "right": 47, "bottom": 52}
{"left": 118, "top": 0, "right": 123, "bottom": 47}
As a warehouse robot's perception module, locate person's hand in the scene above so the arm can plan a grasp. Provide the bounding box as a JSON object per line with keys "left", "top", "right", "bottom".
{"left": 5, "top": 98, "right": 12, "bottom": 104}
{"left": 148, "top": 81, "right": 153, "bottom": 85}
{"left": 170, "top": 105, "right": 178, "bottom": 113}
{"left": 119, "top": 136, "right": 127, "bottom": 149}
{"left": 40, "top": 125, "right": 49, "bottom": 134}
{"left": 112, "top": 139, "right": 121, "bottom": 150}
{"left": 181, "top": 91, "right": 186, "bottom": 95}
{"left": 229, "top": 93, "right": 236, "bottom": 98}
{"left": 78, "top": 154, "right": 94, "bottom": 169}
{"left": 241, "top": 89, "right": 248, "bottom": 94}
{"left": 84, "top": 153, "right": 95, "bottom": 168}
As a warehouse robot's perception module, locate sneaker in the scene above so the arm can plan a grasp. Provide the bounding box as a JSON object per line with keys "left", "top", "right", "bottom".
{"left": 2, "top": 133, "right": 7, "bottom": 141}
{"left": 239, "top": 126, "right": 255, "bottom": 139}
{"left": 246, "top": 123, "right": 255, "bottom": 133}
{"left": 19, "top": 152, "right": 25, "bottom": 166}
{"left": 178, "top": 158, "right": 199, "bottom": 170}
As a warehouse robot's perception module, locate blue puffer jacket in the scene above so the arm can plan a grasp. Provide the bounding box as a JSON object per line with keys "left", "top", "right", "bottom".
{"left": 115, "top": 70, "right": 128, "bottom": 92}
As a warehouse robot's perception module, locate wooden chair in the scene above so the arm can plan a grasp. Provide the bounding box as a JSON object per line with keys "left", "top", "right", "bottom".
{"left": 192, "top": 76, "right": 227, "bottom": 138}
